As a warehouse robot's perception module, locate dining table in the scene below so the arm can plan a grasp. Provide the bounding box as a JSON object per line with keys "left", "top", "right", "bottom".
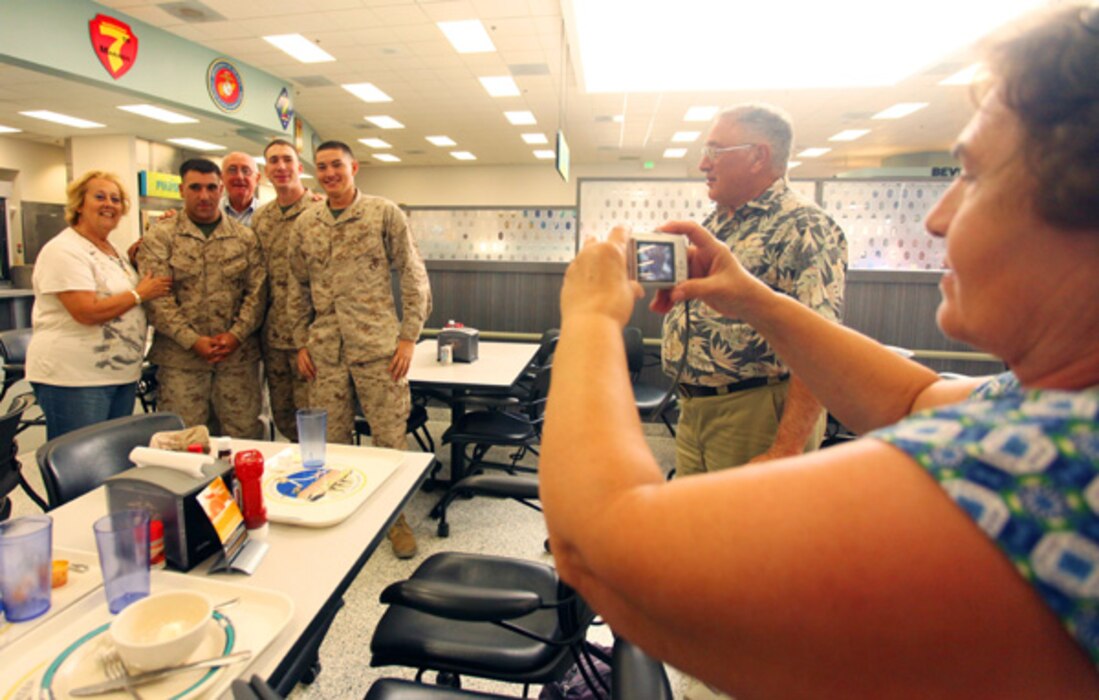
{"left": 0, "top": 439, "right": 435, "bottom": 698}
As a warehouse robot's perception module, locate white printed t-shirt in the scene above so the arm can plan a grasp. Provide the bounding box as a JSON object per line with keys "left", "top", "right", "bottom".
{"left": 26, "top": 227, "right": 147, "bottom": 386}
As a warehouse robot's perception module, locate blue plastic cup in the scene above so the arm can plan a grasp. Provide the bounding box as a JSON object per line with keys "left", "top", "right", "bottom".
{"left": 93, "top": 509, "right": 150, "bottom": 614}
{"left": 296, "top": 408, "right": 327, "bottom": 469}
{"left": 0, "top": 515, "right": 53, "bottom": 622}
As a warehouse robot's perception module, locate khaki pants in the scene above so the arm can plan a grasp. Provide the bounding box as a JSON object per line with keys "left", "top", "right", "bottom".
{"left": 309, "top": 355, "right": 410, "bottom": 449}
{"left": 674, "top": 380, "right": 825, "bottom": 477}
{"left": 157, "top": 363, "right": 263, "bottom": 439}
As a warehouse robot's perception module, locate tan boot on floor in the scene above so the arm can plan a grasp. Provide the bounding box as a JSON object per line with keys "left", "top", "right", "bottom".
{"left": 387, "top": 513, "right": 417, "bottom": 559}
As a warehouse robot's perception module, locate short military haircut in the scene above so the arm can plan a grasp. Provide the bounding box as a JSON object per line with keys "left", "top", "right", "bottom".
{"left": 719, "top": 104, "right": 794, "bottom": 175}
{"left": 264, "top": 138, "right": 298, "bottom": 158}
{"left": 180, "top": 158, "right": 221, "bottom": 179}
{"left": 314, "top": 140, "right": 355, "bottom": 160}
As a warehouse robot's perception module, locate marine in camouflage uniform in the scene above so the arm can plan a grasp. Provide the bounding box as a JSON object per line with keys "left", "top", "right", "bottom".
{"left": 287, "top": 191, "right": 432, "bottom": 448}
{"left": 139, "top": 198, "right": 267, "bottom": 439}
{"left": 253, "top": 194, "right": 316, "bottom": 440}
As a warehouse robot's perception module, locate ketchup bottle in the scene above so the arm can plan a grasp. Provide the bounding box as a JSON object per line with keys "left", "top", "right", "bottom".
{"left": 233, "top": 450, "right": 267, "bottom": 531}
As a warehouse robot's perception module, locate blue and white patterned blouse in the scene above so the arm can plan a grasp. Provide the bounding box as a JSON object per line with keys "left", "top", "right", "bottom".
{"left": 871, "top": 372, "right": 1099, "bottom": 664}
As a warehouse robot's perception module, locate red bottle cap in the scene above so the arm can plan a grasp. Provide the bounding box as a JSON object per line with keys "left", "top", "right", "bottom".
{"left": 150, "top": 519, "right": 164, "bottom": 538}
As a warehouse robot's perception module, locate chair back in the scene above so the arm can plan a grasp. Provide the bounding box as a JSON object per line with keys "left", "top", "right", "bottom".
{"left": 35, "top": 412, "right": 185, "bottom": 509}
{"left": 533, "top": 329, "right": 560, "bottom": 368}
{"left": 0, "top": 328, "right": 32, "bottom": 365}
{"left": 0, "top": 395, "right": 32, "bottom": 519}
{"left": 526, "top": 366, "right": 553, "bottom": 425}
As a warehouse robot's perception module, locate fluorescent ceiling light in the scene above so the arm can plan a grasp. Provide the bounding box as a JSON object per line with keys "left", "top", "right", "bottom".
{"left": 118, "top": 104, "right": 198, "bottom": 124}
{"left": 343, "top": 83, "right": 392, "bottom": 103}
{"left": 828, "top": 129, "right": 870, "bottom": 142}
{"left": 0, "top": 124, "right": 21, "bottom": 134}
{"left": 873, "top": 102, "right": 928, "bottom": 119}
{"left": 20, "top": 110, "right": 104, "bottom": 129}
{"left": 504, "top": 111, "right": 536, "bottom": 125}
{"left": 450, "top": 151, "right": 477, "bottom": 161}
{"left": 365, "top": 115, "right": 404, "bottom": 129}
{"left": 167, "top": 137, "right": 225, "bottom": 151}
{"left": 565, "top": 0, "right": 1043, "bottom": 91}
{"left": 684, "top": 106, "right": 719, "bottom": 122}
{"left": 939, "top": 63, "right": 982, "bottom": 86}
{"left": 426, "top": 135, "right": 456, "bottom": 147}
{"left": 301, "top": 173, "right": 314, "bottom": 179}
{"left": 521, "top": 133, "right": 548, "bottom": 144}
{"left": 479, "top": 76, "right": 520, "bottom": 97}
{"left": 263, "top": 34, "right": 335, "bottom": 63}
{"left": 254, "top": 157, "right": 265, "bottom": 165}
{"left": 788, "top": 161, "right": 803, "bottom": 170}
{"left": 797, "top": 147, "right": 831, "bottom": 158}
{"left": 664, "top": 148, "right": 687, "bottom": 158}
{"left": 671, "top": 131, "right": 700, "bottom": 143}
{"left": 533, "top": 149, "right": 555, "bottom": 159}
{"left": 611, "top": 115, "right": 624, "bottom": 123}
{"left": 359, "top": 138, "right": 392, "bottom": 149}
{"left": 437, "top": 20, "right": 496, "bottom": 53}
{"left": 373, "top": 153, "right": 401, "bottom": 163}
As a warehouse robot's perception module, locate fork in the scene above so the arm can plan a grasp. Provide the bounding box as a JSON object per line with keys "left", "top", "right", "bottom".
{"left": 99, "top": 647, "right": 144, "bottom": 700}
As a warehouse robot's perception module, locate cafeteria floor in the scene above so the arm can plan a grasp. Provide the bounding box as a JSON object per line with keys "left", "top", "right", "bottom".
{"left": 5, "top": 390, "right": 694, "bottom": 698}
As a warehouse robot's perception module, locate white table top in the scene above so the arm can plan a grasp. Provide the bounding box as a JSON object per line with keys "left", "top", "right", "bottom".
{"left": 40, "top": 440, "right": 434, "bottom": 692}
{"left": 409, "top": 339, "right": 540, "bottom": 389}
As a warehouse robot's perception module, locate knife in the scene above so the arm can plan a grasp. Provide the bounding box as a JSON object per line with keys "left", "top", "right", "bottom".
{"left": 69, "top": 650, "right": 252, "bottom": 696}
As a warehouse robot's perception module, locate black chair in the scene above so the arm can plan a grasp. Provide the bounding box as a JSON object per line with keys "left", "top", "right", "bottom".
{"left": 0, "top": 328, "right": 32, "bottom": 404}
{"left": 366, "top": 635, "right": 671, "bottom": 700}
{"left": 370, "top": 551, "right": 600, "bottom": 695}
{"left": 355, "top": 391, "right": 436, "bottom": 453}
{"left": 624, "top": 327, "right": 677, "bottom": 438}
{"left": 0, "top": 393, "right": 48, "bottom": 518}
{"left": 136, "top": 361, "right": 159, "bottom": 413}
{"left": 432, "top": 367, "right": 551, "bottom": 536}
{"left": 35, "top": 412, "right": 185, "bottom": 509}
{"left": 467, "top": 329, "right": 558, "bottom": 403}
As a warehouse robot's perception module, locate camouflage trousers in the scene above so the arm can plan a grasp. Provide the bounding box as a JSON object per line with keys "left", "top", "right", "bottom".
{"left": 262, "top": 346, "right": 309, "bottom": 441}
{"left": 157, "top": 362, "right": 264, "bottom": 439}
{"left": 310, "top": 354, "right": 410, "bottom": 449}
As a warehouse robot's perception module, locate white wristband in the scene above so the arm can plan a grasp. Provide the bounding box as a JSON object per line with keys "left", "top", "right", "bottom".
{"left": 130, "top": 289, "right": 142, "bottom": 305}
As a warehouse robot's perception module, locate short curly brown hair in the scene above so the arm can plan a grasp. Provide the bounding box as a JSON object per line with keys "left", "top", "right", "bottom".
{"left": 65, "top": 170, "right": 130, "bottom": 227}
{"left": 985, "top": 4, "right": 1099, "bottom": 229}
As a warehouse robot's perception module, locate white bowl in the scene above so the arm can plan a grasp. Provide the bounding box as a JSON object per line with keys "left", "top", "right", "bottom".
{"left": 109, "top": 591, "right": 213, "bottom": 671}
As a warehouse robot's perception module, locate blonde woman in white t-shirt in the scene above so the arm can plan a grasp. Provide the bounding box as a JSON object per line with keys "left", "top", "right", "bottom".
{"left": 26, "top": 171, "right": 172, "bottom": 439}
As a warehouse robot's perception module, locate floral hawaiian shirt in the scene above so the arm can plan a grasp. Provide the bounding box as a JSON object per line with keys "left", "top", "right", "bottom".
{"left": 871, "top": 372, "right": 1099, "bottom": 664}
{"left": 661, "top": 179, "right": 847, "bottom": 386}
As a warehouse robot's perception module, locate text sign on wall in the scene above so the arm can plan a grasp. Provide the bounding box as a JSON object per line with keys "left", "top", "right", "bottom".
{"left": 138, "top": 171, "right": 181, "bottom": 200}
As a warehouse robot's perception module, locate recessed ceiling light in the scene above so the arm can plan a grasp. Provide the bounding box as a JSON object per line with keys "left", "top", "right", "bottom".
{"left": 167, "top": 137, "right": 225, "bottom": 151}
{"left": 611, "top": 114, "right": 624, "bottom": 123}
{"left": 0, "top": 124, "right": 21, "bottom": 134}
{"left": 504, "top": 111, "right": 536, "bottom": 125}
{"left": 20, "top": 110, "right": 104, "bottom": 129}
{"left": 437, "top": 20, "right": 496, "bottom": 53}
{"left": 343, "top": 83, "right": 392, "bottom": 103}
{"left": 118, "top": 104, "right": 198, "bottom": 124}
{"left": 671, "top": 131, "right": 700, "bottom": 143}
{"left": 479, "top": 76, "right": 520, "bottom": 97}
{"left": 365, "top": 115, "right": 404, "bottom": 129}
{"left": 828, "top": 129, "right": 870, "bottom": 142}
{"left": 664, "top": 148, "right": 688, "bottom": 158}
{"left": 872, "top": 102, "right": 928, "bottom": 119}
{"left": 521, "top": 133, "right": 548, "bottom": 144}
{"left": 254, "top": 157, "right": 265, "bottom": 165}
{"left": 359, "top": 138, "right": 391, "bottom": 149}
{"left": 939, "top": 63, "right": 982, "bottom": 86}
{"left": 301, "top": 173, "right": 314, "bottom": 179}
{"left": 533, "top": 149, "right": 555, "bottom": 159}
{"left": 684, "top": 106, "right": 719, "bottom": 122}
{"left": 426, "top": 135, "right": 456, "bottom": 147}
{"left": 263, "top": 34, "right": 335, "bottom": 63}
{"left": 788, "top": 161, "right": 803, "bottom": 169}
{"left": 373, "top": 153, "right": 401, "bottom": 163}
{"left": 450, "top": 151, "right": 477, "bottom": 161}
{"left": 797, "top": 147, "right": 831, "bottom": 158}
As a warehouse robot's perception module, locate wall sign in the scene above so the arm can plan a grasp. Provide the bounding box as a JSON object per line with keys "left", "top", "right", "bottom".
{"left": 138, "top": 170, "right": 181, "bottom": 200}
{"left": 88, "top": 14, "right": 139, "bottom": 80}
{"left": 275, "top": 87, "right": 293, "bottom": 130}
{"left": 207, "top": 58, "right": 244, "bottom": 112}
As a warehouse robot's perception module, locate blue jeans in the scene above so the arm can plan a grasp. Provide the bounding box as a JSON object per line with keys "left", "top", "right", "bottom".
{"left": 31, "top": 382, "right": 138, "bottom": 441}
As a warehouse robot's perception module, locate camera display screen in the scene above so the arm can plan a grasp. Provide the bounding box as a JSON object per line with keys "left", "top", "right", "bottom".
{"left": 636, "top": 241, "right": 676, "bottom": 283}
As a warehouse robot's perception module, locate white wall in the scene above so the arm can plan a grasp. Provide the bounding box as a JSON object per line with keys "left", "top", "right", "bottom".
{"left": 0, "top": 136, "right": 68, "bottom": 267}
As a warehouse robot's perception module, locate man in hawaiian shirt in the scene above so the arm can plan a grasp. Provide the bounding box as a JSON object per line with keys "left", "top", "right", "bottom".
{"left": 662, "top": 104, "right": 848, "bottom": 479}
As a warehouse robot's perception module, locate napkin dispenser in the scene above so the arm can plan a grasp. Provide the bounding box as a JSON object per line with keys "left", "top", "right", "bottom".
{"left": 104, "top": 457, "right": 234, "bottom": 572}
{"left": 437, "top": 327, "right": 479, "bottom": 362}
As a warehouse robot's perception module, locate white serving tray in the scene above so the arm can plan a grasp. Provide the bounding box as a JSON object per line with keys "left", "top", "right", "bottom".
{"left": 0, "top": 568, "right": 294, "bottom": 700}
{"left": 261, "top": 444, "right": 402, "bottom": 527}
{"left": 0, "top": 548, "right": 101, "bottom": 653}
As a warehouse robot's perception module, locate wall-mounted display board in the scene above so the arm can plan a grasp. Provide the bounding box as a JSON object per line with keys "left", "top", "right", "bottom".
{"left": 820, "top": 180, "right": 951, "bottom": 271}
{"left": 579, "top": 177, "right": 948, "bottom": 271}
{"left": 408, "top": 207, "right": 576, "bottom": 263}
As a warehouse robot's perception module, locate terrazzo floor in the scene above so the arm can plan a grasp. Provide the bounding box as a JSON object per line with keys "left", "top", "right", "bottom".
{"left": 6, "top": 398, "right": 690, "bottom": 699}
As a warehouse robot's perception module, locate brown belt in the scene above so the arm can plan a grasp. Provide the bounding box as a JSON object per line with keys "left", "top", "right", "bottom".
{"left": 678, "top": 374, "right": 789, "bottom": 398}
